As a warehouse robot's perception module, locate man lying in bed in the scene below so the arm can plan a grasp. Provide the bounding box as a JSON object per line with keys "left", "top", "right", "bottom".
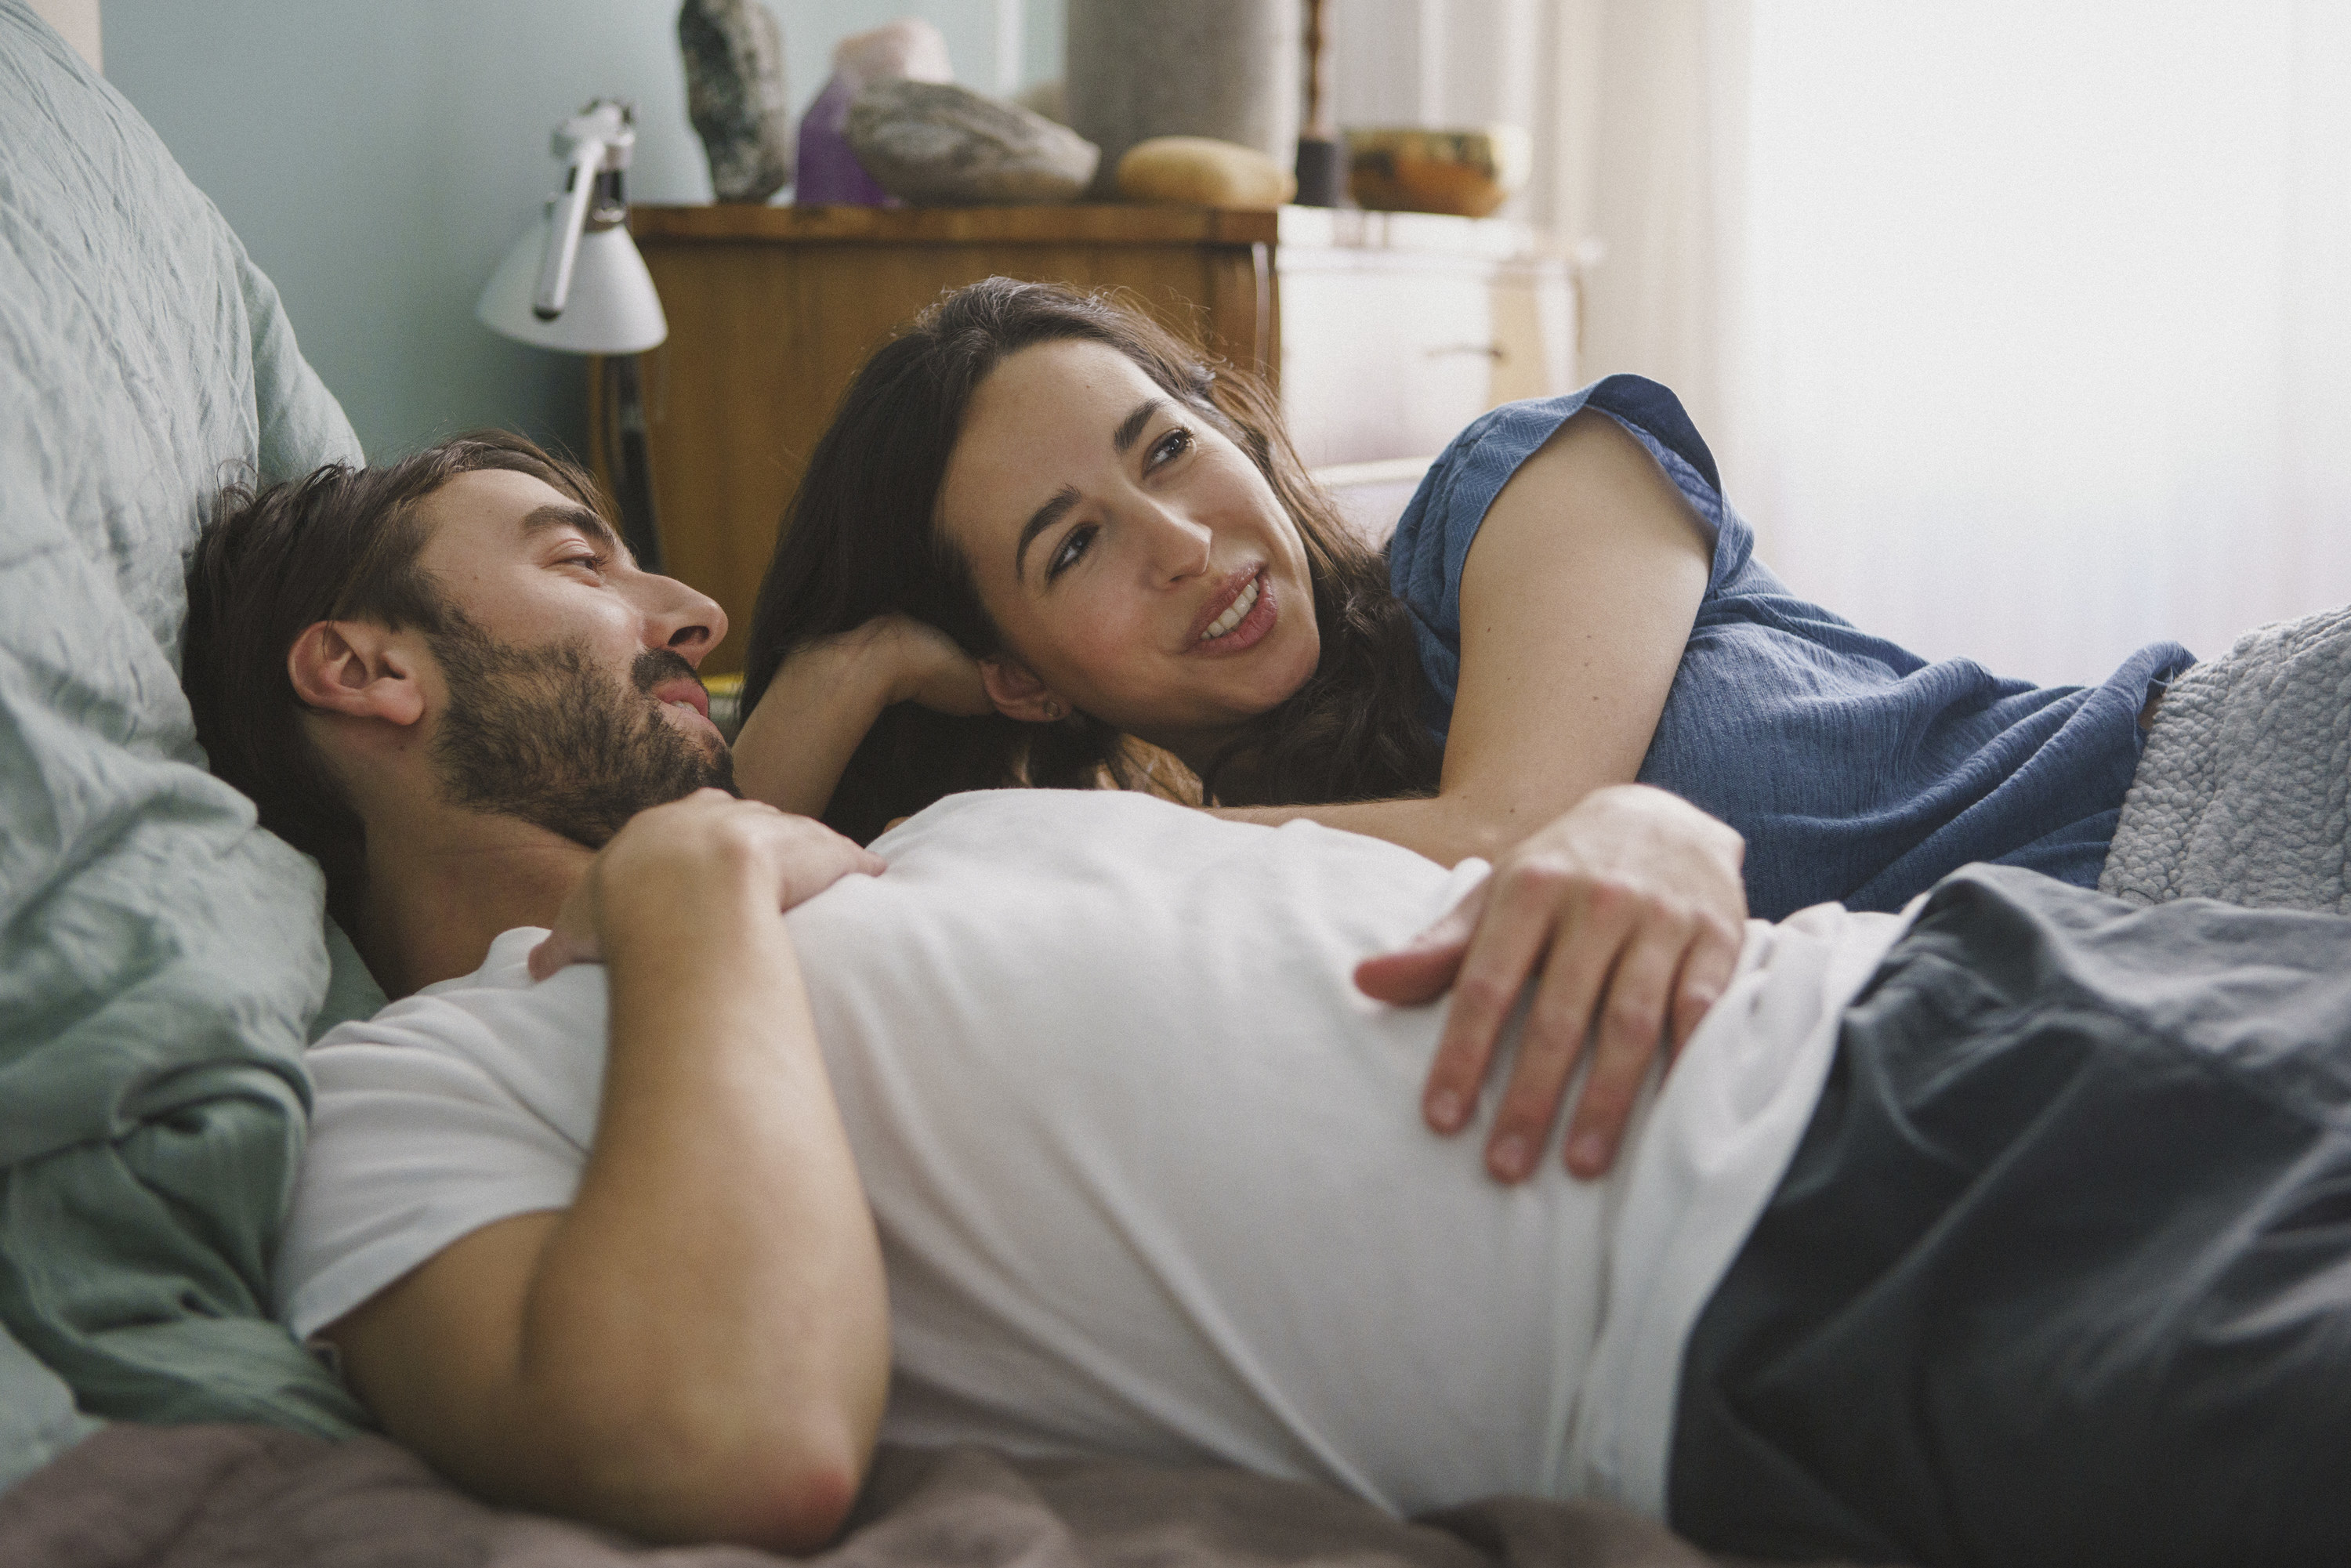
{"left": 181, "top": 433, "right": 2351, "bottom": 1568}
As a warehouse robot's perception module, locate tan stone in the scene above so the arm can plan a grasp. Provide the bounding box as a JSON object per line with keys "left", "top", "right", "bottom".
{"left": 1116, "top": 136, "right": 1295, "bottom": 210}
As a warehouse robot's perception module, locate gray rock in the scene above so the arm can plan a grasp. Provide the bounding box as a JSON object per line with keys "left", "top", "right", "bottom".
{"left": 678, "top": 0, "right": 793, "bottom": 203}
{"left": 846, "top": 79, "right": 1100, "bottom": 206}
{"left": 1014, "top": 77, "right": 1068, "bottom": 126}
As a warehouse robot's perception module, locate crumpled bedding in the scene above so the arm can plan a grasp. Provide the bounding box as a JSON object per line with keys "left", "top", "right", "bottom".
{"left": 0, "top": 1425, "right": 1814, "bottom": 1568}
{"left": 2099, "top": 602, "right": 2351, "bottom": 914}
{"left": 0, "top": 0, "right": 374, "bottom": 1487}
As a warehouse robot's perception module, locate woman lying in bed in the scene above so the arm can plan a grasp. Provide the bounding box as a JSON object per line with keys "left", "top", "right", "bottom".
{"left": 733, "top": 277, "right": 2194, "bottom": 1176}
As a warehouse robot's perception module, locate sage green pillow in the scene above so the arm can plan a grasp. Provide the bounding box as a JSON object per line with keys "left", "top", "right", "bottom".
{"left": 0, "top": 0, "right": 379, "bottom": 1486}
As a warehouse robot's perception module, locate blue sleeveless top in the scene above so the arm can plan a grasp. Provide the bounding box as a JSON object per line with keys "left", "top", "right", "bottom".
{"left": 1388, "top": 375, "right": 2195, "bottom": 922}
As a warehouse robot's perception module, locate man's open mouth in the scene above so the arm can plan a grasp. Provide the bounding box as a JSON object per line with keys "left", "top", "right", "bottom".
{"left": 650, "top": 674, "right": 711, "bottom": 722}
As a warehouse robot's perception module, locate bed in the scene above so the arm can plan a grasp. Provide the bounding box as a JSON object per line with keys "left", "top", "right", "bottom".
{"left": 22, "top": 2, "right": 2351, "bottom": 1561}
{"left": 0, "top": 6, "right": 1822, "bottom": 1564}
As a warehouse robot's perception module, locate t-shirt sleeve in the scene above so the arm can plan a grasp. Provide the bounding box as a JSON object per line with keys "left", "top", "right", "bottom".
{"left": 1385, "top": 375, "right": 1747, "bottom": 738}
{"left": 272, "top": 980, "right": 596, "bottom": 1342}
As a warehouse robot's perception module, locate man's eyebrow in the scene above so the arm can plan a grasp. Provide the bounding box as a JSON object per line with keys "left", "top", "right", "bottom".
{"left": 1114, "top": 397, "right": 1164, "bottom": 455}
{"left": 520, "top": 503, "right": 632, "bottom": 569}
{"left": 1015, "top": 486, "right": 1081, "bottom": 585}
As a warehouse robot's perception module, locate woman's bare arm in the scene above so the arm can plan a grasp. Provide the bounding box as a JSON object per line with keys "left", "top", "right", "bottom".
{"left": 1211, "top": 409, "right": 1711, "bottom": 859}
{"left": 321, "top": 796, "right": 890, "bottom": 1552}
{"left": 734, "top": 617, "right": 991, "bottom": 819}
{"left": 1219, "top": 411, "right": 1732, "bottom": 1181}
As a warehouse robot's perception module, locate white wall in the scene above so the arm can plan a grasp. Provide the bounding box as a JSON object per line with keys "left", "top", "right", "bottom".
{"left": 107, "top": 0, "right": 1062, "bottom": 462}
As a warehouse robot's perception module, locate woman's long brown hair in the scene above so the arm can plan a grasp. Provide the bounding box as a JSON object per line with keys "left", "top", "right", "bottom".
{"left": 741, "top": 277, "right": 1440, "bottom": 844}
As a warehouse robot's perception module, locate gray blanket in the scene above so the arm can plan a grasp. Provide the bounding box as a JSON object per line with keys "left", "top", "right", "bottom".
{"left": 2099, "top": 603, "right": 2351, "bottom": 914}
{"left": 0, "top": 1425, "right": 1822, "bottom": 1568}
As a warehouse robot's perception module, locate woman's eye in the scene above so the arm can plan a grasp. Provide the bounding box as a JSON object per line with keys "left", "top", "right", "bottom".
{"left": 1047, "top": 523, "right": 1096, "bottom": 580}
{"left": 1147, "top": 427, "right": 1194, "bottom": 471}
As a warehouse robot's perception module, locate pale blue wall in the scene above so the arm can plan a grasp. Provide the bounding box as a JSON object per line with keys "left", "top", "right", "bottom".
{"left": 107, "top": 1, "right": 1063, "bottom": 463}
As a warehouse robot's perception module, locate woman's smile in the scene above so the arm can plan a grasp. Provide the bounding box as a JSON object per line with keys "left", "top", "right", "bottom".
{"left": 1187, "top": 567, "right": 1277, "bottom": 654}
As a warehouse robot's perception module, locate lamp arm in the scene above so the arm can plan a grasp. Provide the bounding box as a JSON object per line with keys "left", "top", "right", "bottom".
{"left": 532, "top": 137, "right": 607, "bottom": 320}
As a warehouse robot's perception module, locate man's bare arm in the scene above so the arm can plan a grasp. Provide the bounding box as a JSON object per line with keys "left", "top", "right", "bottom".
{"left": 323, "top": 795, "right": 889, "bottom": 1551}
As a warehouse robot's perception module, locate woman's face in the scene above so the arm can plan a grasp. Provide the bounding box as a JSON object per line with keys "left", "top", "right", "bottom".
{"left": 936, "top": 339, "right": 1321, "bottom": 759}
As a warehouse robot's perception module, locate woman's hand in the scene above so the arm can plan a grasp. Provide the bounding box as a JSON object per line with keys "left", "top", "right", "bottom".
{"left": 528, "top": 790, "right": 885, "bottom": 980}
{"left": 1354, "top": 785, "right": 1746, "bottom": 1182}
{"left": 870, "top": 614, "right": 993, "bottom": 716}
{"left": 734, "top": 615, "right": 990, "bottom": 818}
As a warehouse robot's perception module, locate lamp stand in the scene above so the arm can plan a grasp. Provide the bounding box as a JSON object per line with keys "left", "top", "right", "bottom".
{"left": 600, "top": 353, "right": 663, "bottom": 574}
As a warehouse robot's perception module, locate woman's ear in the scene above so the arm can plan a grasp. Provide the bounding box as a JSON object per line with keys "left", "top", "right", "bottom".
{"left": 977, "top": 657, "right": 1070, "bottom": 724}
{"left": 288, "top": 621, "right": 426, "bottom": 729}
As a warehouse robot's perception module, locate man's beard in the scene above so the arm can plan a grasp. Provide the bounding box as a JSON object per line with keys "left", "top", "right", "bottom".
{"left": 429, "top": 610, "right": 734, "bottom": 849}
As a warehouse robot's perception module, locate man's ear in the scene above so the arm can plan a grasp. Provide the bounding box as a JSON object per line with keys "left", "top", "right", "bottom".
{"left": 288, "top": 621, "right": 426, "bottom": 729}
{"left": 977, "top": 657, "right": 1069, "bottom": 724}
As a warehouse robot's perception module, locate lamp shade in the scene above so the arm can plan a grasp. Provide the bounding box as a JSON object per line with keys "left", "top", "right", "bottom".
{"left": 476, "top": 211, "right": 668, "bottom": 354}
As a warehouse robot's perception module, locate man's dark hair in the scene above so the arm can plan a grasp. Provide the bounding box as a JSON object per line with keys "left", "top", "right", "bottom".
{"left": 182, "top": 430, "right": 607, "bottom": 929}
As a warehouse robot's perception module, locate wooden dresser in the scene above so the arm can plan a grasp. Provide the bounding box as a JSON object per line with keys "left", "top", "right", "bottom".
{"left": 601, "top": 203, "right": 1578, "bottom": 675}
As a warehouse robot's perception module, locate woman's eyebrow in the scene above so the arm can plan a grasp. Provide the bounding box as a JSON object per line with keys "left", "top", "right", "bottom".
{"left": 1114, "top": 397, "right": 1164, "bottom": 454}
{"left": 1016, "top": 486, "right": 1081, "bottom": 584}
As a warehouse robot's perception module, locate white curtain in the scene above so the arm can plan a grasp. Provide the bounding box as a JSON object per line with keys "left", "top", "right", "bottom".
{"left": 1525, "top": 0, "right": 1748, "bottom": 451}
{"left": 1559, "top": 0, "right": 2351, "bottom": 684}
{"left": 1335, "top": 0, "right": 2351, "bottom": 684}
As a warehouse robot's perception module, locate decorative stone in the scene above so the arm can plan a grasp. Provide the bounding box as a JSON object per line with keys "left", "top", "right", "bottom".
{"left": 1014, "top": 78, "right": 1067, "bottom": 126}
{"left": 1065, "top": 0, "right": 1298, "bottom": 199}
{"left": 677, "top": 0, "right": 794, "bottom": 204}
{"left": 1345, "top": 126, "right": 1533, "bottom": 219}
{"left": 1117, "top": 136, "right": 1293, "bottom": 209}
{"left": 838, "top": 16, "right": 954, "bottom": 83}
{"left": 795, "top": 20, "right": 955, "bottom": 207}
{"left": 846, "top": 79, "right": 1100, "bottom": 207}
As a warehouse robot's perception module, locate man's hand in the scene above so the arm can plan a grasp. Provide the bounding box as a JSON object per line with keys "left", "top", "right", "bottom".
{"left": 529, "top": 791, "right": 884, "bottom": 980}
{"left": 328, "top": 785, "right": 889, "bottom": 1551}
{"left": 1354, "top": 785, "right": 1746, "bottom": 1183}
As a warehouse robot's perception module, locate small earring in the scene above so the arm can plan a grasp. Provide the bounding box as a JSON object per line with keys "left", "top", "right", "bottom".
{"left": 1041, "top": 701, "right": 1065, "bottom": 721}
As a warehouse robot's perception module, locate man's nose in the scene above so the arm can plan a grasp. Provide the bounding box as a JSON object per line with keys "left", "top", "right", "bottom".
{"left": 639, "top": 574, "right": 727, "bottom": 662}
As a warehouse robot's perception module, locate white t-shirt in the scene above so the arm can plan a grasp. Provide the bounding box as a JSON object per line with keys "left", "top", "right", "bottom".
{"left": 275, "top": 790, "right": 1908, "bottom": 1518}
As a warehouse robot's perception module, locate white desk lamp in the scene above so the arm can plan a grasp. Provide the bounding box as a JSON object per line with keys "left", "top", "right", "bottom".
{"left": 477, "top": 100, "right": 668, "bottom": 567}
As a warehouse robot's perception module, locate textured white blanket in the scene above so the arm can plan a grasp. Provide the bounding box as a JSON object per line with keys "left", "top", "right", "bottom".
{"left": 2099, "top": 603, "right": 2351, "bottom": 914}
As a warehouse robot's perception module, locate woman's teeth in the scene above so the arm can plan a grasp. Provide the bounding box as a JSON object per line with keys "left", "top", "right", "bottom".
{"left": 1201, "top": 577, "right": 1260, "bottom": 641}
